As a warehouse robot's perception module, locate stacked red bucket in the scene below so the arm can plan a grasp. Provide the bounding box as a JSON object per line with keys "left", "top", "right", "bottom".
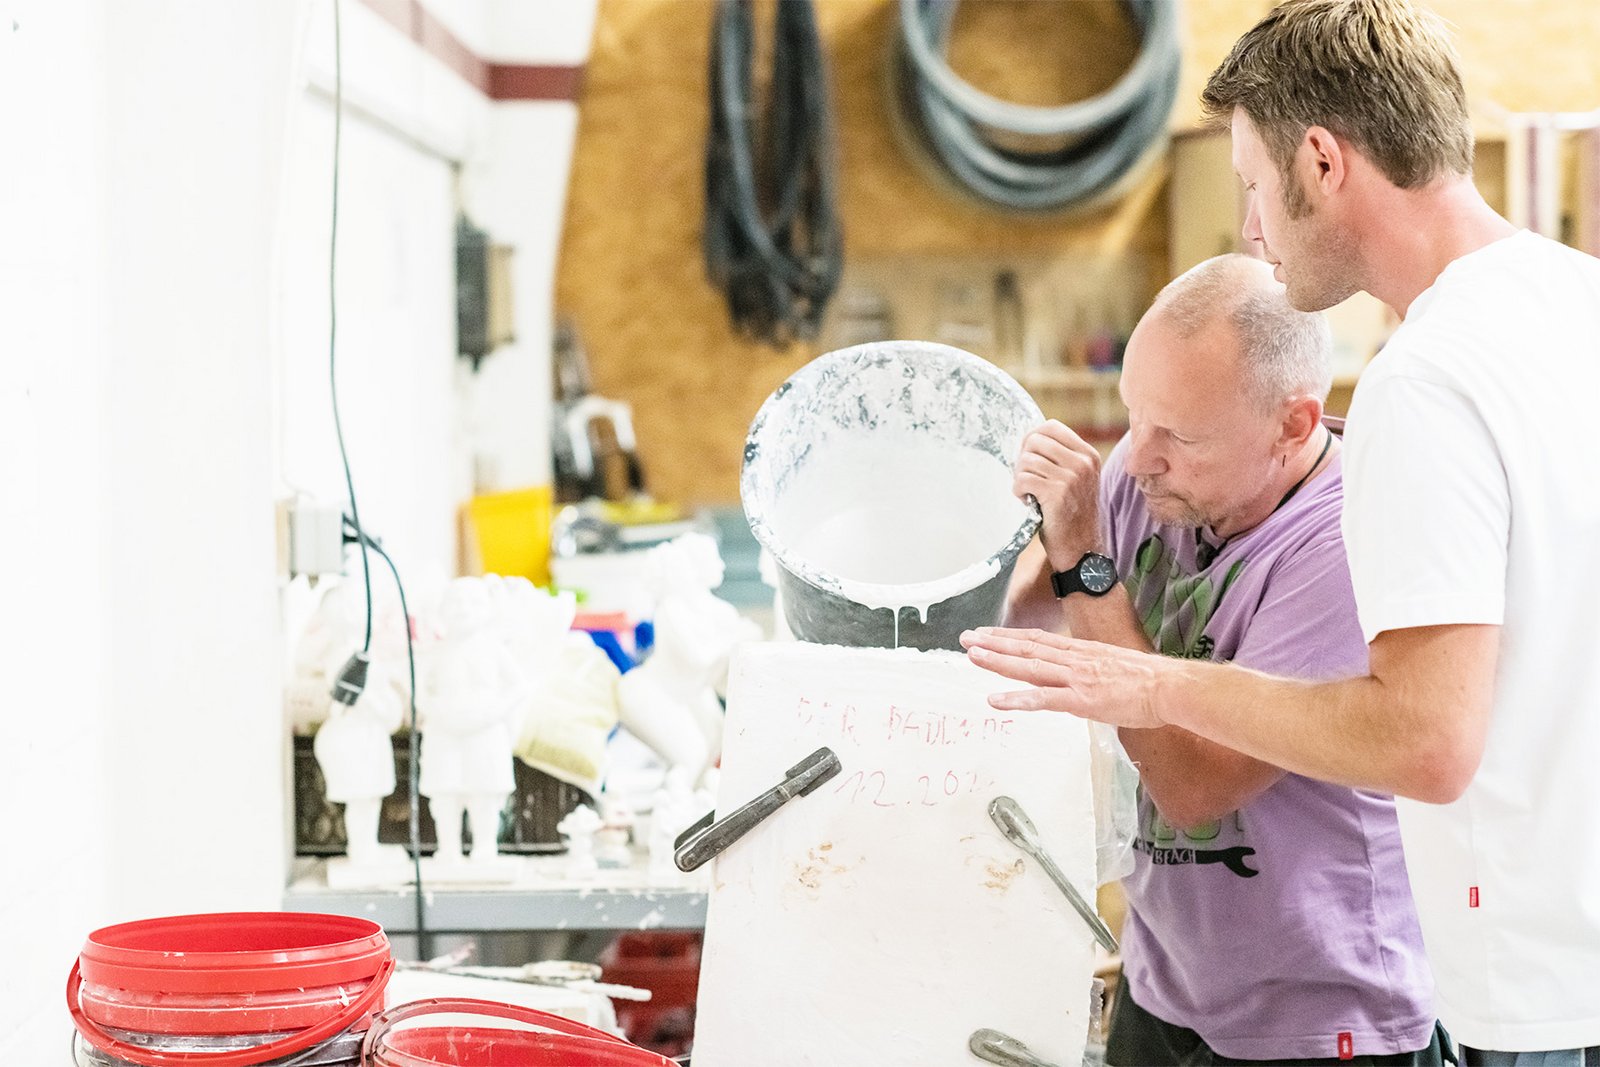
{"left": 68, "top": 912, "right": 394, "bottom": 1066}
{"left": 359, "top": 998, "right": 680, "bottom": 1066}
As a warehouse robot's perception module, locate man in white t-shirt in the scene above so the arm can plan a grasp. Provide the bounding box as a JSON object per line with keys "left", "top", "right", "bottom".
{"left": 962, "top": 1, "right": 1600, "bottom": 1063}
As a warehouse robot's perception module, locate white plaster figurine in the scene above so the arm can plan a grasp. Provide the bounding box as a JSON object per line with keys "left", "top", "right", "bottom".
{"left": 557, "top": 803, "right": 603, "bottom": 878}
{"left": 647, "top": 765, "right": 717, "bottom": 883}
{"left": 417, "top": 576, "right": 531, "bottom": 869}
{"left": 617, "top": 532, "right": 761, "bottom": 784}
{"left": 297, "top": 578, "right": 409, "bottom": 871}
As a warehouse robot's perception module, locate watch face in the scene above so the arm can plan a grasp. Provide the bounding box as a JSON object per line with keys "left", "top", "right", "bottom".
{"left": 1079, "top": 554, "right": 1117, "bottom": 594}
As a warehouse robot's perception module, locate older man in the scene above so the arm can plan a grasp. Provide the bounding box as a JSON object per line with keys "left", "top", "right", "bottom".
{"left": 1003, "top": 255, "right": 1444, "bottom": 1066}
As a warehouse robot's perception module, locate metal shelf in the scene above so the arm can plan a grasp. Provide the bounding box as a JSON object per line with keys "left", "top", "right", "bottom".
{"left": 284, "top": 856, "right": 709, "bottom": 933}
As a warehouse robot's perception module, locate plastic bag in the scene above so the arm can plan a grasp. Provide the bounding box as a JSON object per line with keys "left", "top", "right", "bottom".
{"left": 1088, "top": 721, "right": 1138, "bottom": 886}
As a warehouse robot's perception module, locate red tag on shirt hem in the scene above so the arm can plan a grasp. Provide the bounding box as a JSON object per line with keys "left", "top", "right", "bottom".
{"left": 1337, "top": 1031, "right": 1354, "bottom": 1060}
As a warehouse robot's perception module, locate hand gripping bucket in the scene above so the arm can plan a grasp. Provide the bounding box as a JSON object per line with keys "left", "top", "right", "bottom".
{"left": 742, "top": 340, "right": 1043, "bottom": 651}
{"left": 362, "top": 998, "right": 680, "bottom": 1066}
{"left": 68, "top": 911, "right": 395, "bottom": 1067}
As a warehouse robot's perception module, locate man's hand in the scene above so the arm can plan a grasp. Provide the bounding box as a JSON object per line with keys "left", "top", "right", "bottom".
{"left": 1015, "top": 420, "right": 1103, "bottom": 570}
{"left": 960, "top": 626, "right": 1177, "bottom": 728}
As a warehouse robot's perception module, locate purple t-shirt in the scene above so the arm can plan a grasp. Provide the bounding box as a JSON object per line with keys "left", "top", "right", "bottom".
{"left": 1099, "top": 439, "right": 1435, "bottom": 1060}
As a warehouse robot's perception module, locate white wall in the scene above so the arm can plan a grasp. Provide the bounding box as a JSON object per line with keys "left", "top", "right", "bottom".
{"left": 466, "top": 1, "right": 598, "bottom": 490}
{"left": 0, "top": 2, "right": 112, "bottom": 1057}
{"left": 96, "top": 0, "right": 297, "bottom": 920}
{"left": 1, "top": 0, "right": 297, "bottom": 1059}
{"left": 463, "top": 3, "right": 598, "bottom": 493}
{"left": 0, "top": 0, "right": 594, "bottom": 1058}
{"left": 280, "top": 0, "right": 597, "bottom": 551}
{"left": 279, "top": 10, "right": 478, "bottom": 580}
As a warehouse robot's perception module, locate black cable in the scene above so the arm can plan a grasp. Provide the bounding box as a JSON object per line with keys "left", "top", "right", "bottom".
{"left": 345, "top": 519, "right": 431, "bottom": 962}
{"left": 321, "top": 0, "right": 421, "bottom": 957}
{"left": 704, "top": 0, "right": 843, "bottom": 348}
{"left": 328, "top": 0, "right": 374, "bottom": 654}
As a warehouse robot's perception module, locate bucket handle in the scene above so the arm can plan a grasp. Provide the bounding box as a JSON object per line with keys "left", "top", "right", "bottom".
{"left": 68, "top": 955, "right": 395, "bottom": 1067}
{"left": 359, "top": 997, "right": 675, "bottom": 1065}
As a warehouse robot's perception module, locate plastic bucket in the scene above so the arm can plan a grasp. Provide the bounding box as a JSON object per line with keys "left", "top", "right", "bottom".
{"left": 465, "top": 485, "right": 553, "bottom": 584}
{"left": 363, "top": 998, "right": 679, "bottom": 1067}
{"left": 741, "top": 340, "right": 1042, "bottom": 651}
{"left": 68, "top": 911, "right": 394, "bottom": 1067}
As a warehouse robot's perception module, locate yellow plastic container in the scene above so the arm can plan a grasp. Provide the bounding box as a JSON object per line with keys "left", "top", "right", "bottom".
{"left": 463, "top": 485, "right": 553, "bottom": 584}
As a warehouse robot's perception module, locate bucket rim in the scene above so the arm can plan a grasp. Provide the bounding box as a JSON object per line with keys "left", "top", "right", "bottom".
{"left": 79, "top": 912, "right": 390, "bottom": 996}
{"left": 741, "top": 340, "right": 1042, "bottom": 611}
{"left": 362, "top": 998, "right": 678, "bottom": 1067}
{"left": 82, "top": 912, "right": 386, "bottom": 967}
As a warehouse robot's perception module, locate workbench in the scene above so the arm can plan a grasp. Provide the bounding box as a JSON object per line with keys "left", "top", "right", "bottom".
{"left": 283, "top": 854, "right": 709, "bottom": 934}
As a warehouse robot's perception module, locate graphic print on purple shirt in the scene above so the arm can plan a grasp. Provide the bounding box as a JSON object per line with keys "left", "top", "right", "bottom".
{"left": 1124, "top": 532, "right": 1261, "bottom": 877}
{"left": 1097, "top": 439, "right": 1434, "bottom": 1061}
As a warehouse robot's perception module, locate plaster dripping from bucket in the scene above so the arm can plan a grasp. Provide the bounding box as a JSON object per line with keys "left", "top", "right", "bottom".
{"left": 742, "top": 340, "right": 1043, "bottom": 652}
{"left": 772, "top": 435, "right": 1029, "bottom": 647}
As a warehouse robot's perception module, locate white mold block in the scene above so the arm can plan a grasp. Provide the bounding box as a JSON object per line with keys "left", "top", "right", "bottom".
{"left": 693, "top": 642, "right": 1098, "bottom": 1067}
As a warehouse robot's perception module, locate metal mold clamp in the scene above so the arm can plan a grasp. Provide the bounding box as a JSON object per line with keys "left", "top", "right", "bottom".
{"left": 968, "top": 1028, "right": 1064, "bottom": 1067}
{"left": 989, "top": 795, "right": 1119, "bottom": 954}
{"left": 673, "top": 748, "right": 842, "bottom": 872}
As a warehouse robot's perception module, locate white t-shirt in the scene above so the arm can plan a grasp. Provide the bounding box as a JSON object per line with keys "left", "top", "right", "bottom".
{"left": 1342, "top": 230, "right": 1600, "bottom": 1052}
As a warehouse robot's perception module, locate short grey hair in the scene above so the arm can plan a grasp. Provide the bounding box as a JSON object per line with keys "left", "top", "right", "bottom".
{"left": 1153, "top": 254, "right": 1333, "bottom": 410}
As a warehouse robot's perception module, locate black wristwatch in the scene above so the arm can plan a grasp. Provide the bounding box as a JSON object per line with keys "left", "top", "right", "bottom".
{"left": 1050, "top": 551, "right": 1118, "bottom": 598}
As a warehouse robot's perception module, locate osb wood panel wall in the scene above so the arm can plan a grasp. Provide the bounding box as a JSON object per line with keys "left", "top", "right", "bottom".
{"left": 557, "top": 0, "right": 1159, "bottom": 507}
{"left": 556, "top": 0, "right": 1600, "bottom": 507}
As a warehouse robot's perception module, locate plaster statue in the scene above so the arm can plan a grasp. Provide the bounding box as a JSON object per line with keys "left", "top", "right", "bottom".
{"left": 617, "top": 533, "right": 760, "bottom": 783}
{"left": 417, "top": 576, "right": 531, "bottom": 865}
{"left": 646, "top": 766, "right": 717, "bottom": 882}
{"left": 557, "top": 803, "right": 603, "bottom": 878}
{"left": 296, "top": 578, "right": 408, "bottom": 868}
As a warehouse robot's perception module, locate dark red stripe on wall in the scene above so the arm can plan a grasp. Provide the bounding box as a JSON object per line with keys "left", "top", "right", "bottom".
{"left": 356, "top": 0, "right": 584, "bottom": 101}
{"left": 490, "top": 64, "right": 585, "bottom": 101}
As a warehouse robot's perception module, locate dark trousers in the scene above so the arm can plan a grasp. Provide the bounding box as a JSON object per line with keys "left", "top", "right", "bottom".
{"left": 1105, "top": 984, "right": 1456, "bottom": 1067}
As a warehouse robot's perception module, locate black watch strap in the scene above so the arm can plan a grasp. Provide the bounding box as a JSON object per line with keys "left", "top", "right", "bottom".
{"left": 1050, "top": 551, "right": 1117, "bottom": 598}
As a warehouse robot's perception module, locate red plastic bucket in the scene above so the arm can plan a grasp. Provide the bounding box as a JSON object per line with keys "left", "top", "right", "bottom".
{"left": 68, "top": 911, "right": 394, "bottom": 1067}
{"left": 362, "top": 998, "right": 679, "bottom": 1067}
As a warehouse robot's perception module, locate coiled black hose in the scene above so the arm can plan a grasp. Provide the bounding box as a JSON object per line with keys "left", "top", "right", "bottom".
{"left": 704, "top": 0, "right": 844, "bottom": 348}
{"left": 893, "top": 0, "right": 1182, "bottom": 213}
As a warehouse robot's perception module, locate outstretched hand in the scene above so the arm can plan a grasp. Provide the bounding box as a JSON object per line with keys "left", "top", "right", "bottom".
{"left": 960, "top": 626, "right": 1175, "bottom": 729}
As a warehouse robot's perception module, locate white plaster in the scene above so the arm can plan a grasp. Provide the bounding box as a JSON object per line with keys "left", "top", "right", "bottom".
{"left": 771, "top": 435, "right": 1026, "bottom": 619}
{"left": 695, "top": 643, "right": 1098, "bottom": 1067}
{"left": 742, "top": 342, "right": 1043, "bottom": 634}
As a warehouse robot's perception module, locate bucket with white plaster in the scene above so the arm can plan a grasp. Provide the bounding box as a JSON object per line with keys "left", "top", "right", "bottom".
{"left": 742, "top": 340, "right": 1042, "bottom": 651}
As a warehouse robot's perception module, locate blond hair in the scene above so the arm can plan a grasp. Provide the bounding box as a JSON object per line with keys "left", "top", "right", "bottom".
{"left": 1201, "top": 0, "right": 1473, "bottom": 193}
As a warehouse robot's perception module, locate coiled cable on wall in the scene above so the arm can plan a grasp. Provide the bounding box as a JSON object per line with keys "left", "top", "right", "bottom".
{"left": 704, "top": 0, "right": 844, "bottom": 348}
{"left": 892, "top": 0, "right": 1182, "bottom": 213}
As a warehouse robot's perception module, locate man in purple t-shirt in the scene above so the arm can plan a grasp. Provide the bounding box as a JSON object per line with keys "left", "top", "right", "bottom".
{"left": 1001, "top": 255, "right": 1445, "bottom": 1065}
